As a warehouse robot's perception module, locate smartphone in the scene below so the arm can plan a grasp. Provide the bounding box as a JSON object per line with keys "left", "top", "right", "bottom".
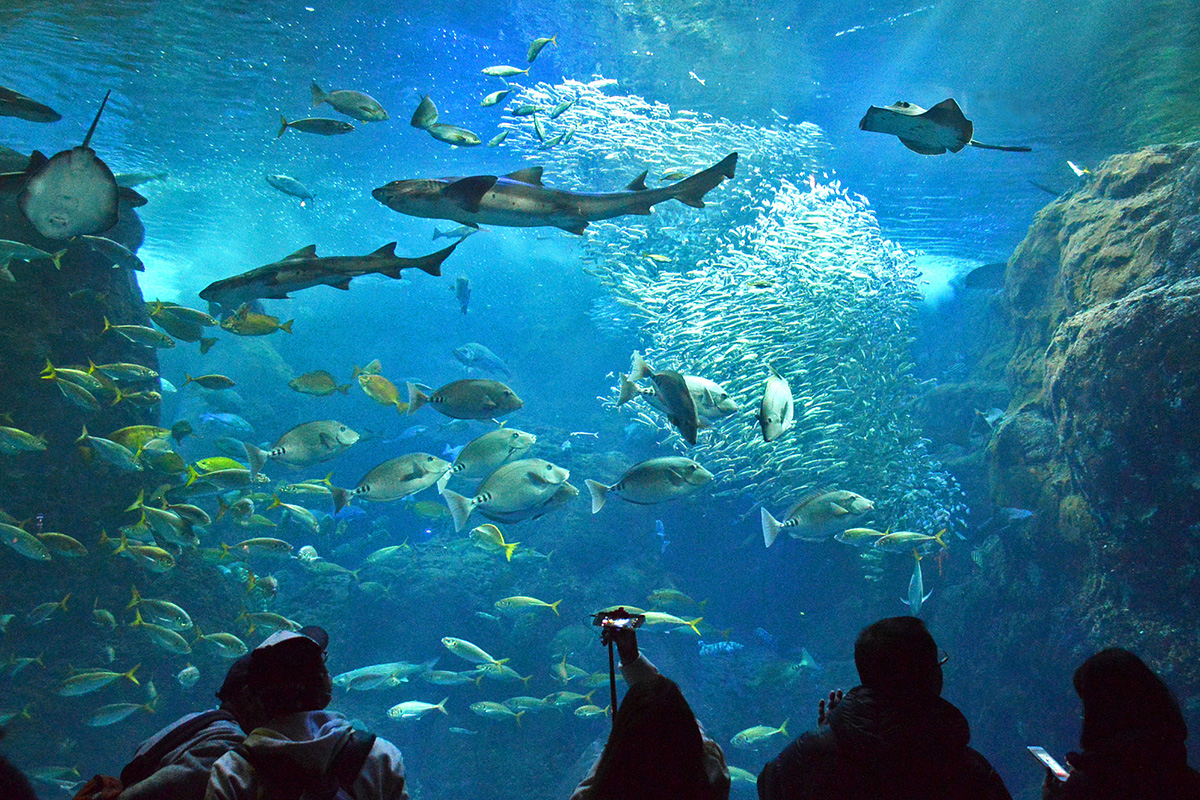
{"left": 1027, "top": 746, "right": 1069, "bottom": 781}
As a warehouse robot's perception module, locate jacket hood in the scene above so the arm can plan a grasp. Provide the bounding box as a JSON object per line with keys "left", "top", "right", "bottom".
{"left": 828, "top": 686, "right": 971, "bottom": 764}
{"left": 241, "top": 710, "right": 353, "bottom": 773}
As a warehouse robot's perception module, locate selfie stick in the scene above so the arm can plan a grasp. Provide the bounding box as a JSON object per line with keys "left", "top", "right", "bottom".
{"left": 607, "top": 635, "right": 618, "bottom": 725}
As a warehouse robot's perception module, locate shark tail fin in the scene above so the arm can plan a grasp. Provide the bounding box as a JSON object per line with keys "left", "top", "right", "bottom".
{"left": 670, "top": 152, "right": 738, "bottom": 209}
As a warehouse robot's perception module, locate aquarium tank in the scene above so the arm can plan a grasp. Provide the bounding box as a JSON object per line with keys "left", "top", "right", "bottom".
{"left": 2, "top": 0, "right": 1200, "bottom": 797}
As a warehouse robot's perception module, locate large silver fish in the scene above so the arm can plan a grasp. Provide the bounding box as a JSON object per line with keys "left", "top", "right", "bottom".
{"left": 199, "top": 241, "right": 458, "bottom": 311}
{"left": 245, "top": 420, "right": 359, "bottom": 475}
{"left": 372, "top": 152, "right": 737, "bottom": 235}
{"left": 586, "top": 457, "right": 713, "bottom": 513}
{"left": 333, "top": 453, "right": 450, "bottom": 510}
{"left": 441, "top": 458, "right": 569, "bottom": 531}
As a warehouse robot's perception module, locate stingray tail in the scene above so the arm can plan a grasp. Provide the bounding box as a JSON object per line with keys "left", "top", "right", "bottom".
{"left": 968, "top": 140, "right": 1032, "bottom": 153}
{"left": 81, "top": 90, "right": 112, "bottom": 150}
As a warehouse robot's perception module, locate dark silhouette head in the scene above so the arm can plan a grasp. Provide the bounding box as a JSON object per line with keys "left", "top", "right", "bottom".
{"left": 247, "top": 626, "right": 332, "bottom": 720}
{"left": 1074, "top": 647, "right": 1187, "bottom": 750}
{"left": 590, "top": 674, "right": 711, "bottom": 800}
{"left": 0, "top": 729, "right": 37, "bottom": 800}
{"left": 855, "top": 616, "right": 943, "bottom": 701}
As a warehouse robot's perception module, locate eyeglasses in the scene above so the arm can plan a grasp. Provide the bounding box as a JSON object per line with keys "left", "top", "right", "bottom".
{"left": 938, "top": 650, "right": 950, "bottom": 666}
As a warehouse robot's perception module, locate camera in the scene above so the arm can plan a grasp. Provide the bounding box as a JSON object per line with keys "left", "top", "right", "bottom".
{"left": 592, "top": 607, "right": 645, "bottom": 629}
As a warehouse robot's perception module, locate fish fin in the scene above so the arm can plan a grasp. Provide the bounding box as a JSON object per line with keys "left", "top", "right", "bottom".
{"left": 670, "top": 152, "right": 738, "bottom": 208}
{"left": 442, "top": 489, "right": 473, "bottom": 532}
{"left": 585, "top": 479, "right": 608, "bottom": 514}
{"left": 245, "top": 444, "right": 268, "bottom": 478}
{"left": 625, "top": 171, "right": 648, "bottom": 191}
{"left": 899, "top": 138, "right": 948, "bottom": 156}
{"left": 559, "top": 218, "right": 588, "bottom": 235}
{"left": 310, "top": 81, "right": 326, "bottom": 107}
{"left": 503, "top": 167, "right": 543, "bottom": 185}
{"left": 664, "top": 469, "right": 686, "bottom": 487}
{"left": 368, "top": 242, "right": 398, "bottom": 259}
{"left": 118, "top": 187, "right": 148, "bottom": 208}
{"left": 629, "top": 351, "right": 651, "bottom": 381}
{"left": 442, "top": 176, "right": 498, "bottom": 213}
{"left": 332, "top": 278, "right": 352, "bottom": 290}
{"left": 285, "top": 244, "right": 318, "bottom": 260}
{"left": 337, "top": 384, "right": 350, "bottom": 394}
{"left": 280, "top": 320, "right": 294, "bottom": 334}
{"left": 616, "top": 373, "right": 638, "bottom": 406}
{"left": 406, "top": 383, "right": 428, "bottom": 414}
{"left": 761, "top": 508, "right": 783, "bottom": 548}
{"left": 968, "top": 139, "right": 1032, "bottom": 153}
{"left": 200, "top": 338, "right": 217, "bottom": 354}
{"left": 278, "top": 116, "right": 290, "bottom": 138}
{"left": 331, "top": 487, "right": 351, "bottom": 513}
{"left": 405, "top": 240, "right": 458, "bottom": 279}
{"left": 830, "top": 503, "right": 849, "bottom": 516}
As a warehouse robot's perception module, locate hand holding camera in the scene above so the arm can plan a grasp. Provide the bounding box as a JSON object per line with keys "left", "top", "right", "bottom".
{"left": 593, "top": 608, "right": 645, "bottom": 666}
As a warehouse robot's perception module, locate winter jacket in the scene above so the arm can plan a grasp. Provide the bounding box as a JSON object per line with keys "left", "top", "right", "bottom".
{"left": 204, "top": 710, "right": 408, "bottom": 800}
{"left": 570, "top": 654, "right": 730, "bottom": 800}
{"left": 117, "top": 710, "right": 244, "bottom": 800}
{"left": 1043, "top": 729, "right": 1200, "bottom": 800}
{"left": 757, "top": 685, "right": 1010, "bottom": 800}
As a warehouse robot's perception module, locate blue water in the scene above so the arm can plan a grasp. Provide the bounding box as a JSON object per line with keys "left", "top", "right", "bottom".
{"left": 1, "top": 1, "right": 1198, "bottom": 798}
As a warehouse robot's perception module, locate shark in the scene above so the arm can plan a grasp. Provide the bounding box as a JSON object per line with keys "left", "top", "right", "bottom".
{"left": 198, "top": 240, "right": 460, "bottom": 311}
{"left": 0, "top": 91, "right": 146, "bottom": 240}
{"left": 372, "top": 152, "right": 738, "bottom": 234}
{"left": 859, "top": 98, "right": 1031, "bottom": 155}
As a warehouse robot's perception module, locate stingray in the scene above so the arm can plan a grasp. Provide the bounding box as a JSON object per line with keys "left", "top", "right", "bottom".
{"left": 859, "top": 98, "right": 1031, "bottom": 155}
{"left": 0, "top": 91, "right": 129, "bottom": 240}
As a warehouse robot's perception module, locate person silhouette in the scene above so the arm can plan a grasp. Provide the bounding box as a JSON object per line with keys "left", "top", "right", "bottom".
{"left": 1042, "top": 647, "right": 1200, "bottom": 799}
{"left": 758, "top": 616, "right": 1010, "bottom": 800}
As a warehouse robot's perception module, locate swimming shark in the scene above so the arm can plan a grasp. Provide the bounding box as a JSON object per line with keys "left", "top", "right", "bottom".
{"left": 0, "top": 91, "right": 146, "bottom": 240}
{"left": 859, "top": 98, "right": 1031, "bottom": 155}
{"left": 199, "top": 240, "right": 460, "bottom": 311}
{"left": 372, "top": 152, "right": 738, "bottom": 234}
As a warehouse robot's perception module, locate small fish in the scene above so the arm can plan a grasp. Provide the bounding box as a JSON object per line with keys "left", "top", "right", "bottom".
{"left": 357, "top": 373, "right": 407, "bottom": 411}
{"left": 688, "top": 71, "right": 706, "bottom": 86}
{"left": 410, "top": 95, "right": 439, "bottom": 129}
{"left": 219, "top": 304, "right": 293, "bottom": 336}
{"left": 387, "top": 697, "right": 448, "bottom": 720}
{"left": 433, "top": 225, "right": 478, "bottom": 241}
{"left": 759, "top": 365, "right": 793, "bottom": 442}
{"left": 469, "top": 524, "right": 520, "bottom": 561}
{"left": 408, "top": 379, "right": 522, "bottom": 421}
{"left": 510, "top": 105, "right": 540, "bottom": 117}
{"left": 183, "top": 373, "right": 236, "bottom": 390}
{"left": 482, "top": 65, "right": 529, "bottom": 77}
{"left": 310, "top": 82, "right": 387, "bottom": 122}
{"left": 265, "top": 174, "right": 313, "bottom": 205}
{"left": 442, "top": 636, "right": 504, "bottom": 665}
{"left": 289, "top": 370, "right": 350, "bottom": 396}
{"left": 548, "top": 99, "right": 574, "bottom": 119}
{"left": 26, "top": 594, "right": 70, "bottom": 625}
{"left": 586, "top": 457, "right": 713, "bottom": 513}
{"left": 56, "top": 664, "right": 140, "bottom": 696}
{"left": 526, "top": 35, "right": 557, "bottom": 63}
{"left": 469, "top": 701, "right": 524, "bottom": 724}
{"left": 78, "top": 236, "right": 143, "bottom": 271}
{"left": 494, "top": 596, "right": 561, "bottom": 616}
{"left": 176, "top": 663, "right": 200, "bottom": 689}
{"left": 1, "top": 522, "right": 52, "bottom": 561}
{"left": 902, "top": 554, "right": 932, "bottom": 615}
{"left": 277, "top": 116, "right": 355, "bottom": 138}
{"left": 0, "top": 425, "right": 47, "bottom": 454}
{"left": 195, "top": 629, "right": 249, "bottom": 659}
{"left": 654, "top": 519, "right": 669, "bottom": 553}
{"left": 481, "top": 90, "right": 511, "bottom": 107}
{"left": 426, "top": 123, "right": 482, "bottom": 147}
{"left": 84, "top": 697, "right": 157, "bottom": 727}
{"left": 731, "top": 719, "right": 789, "bottom": 749}
{"left": 487, "top": 131, "right": 509, "bottom": 147}
{"left": 455, "top": 275, "right": 471, "bottom": 314}
{"left": 698, "top": 640, "right": 744, "bottom": 656}
{"left": 102, "top": 317, "right": 175, "bottom": 349}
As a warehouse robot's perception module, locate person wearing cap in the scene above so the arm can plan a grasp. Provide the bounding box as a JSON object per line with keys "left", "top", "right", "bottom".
{"left": 757, "top": 616, "right": 1011, "bottom": 800}
{"left": 205, "top": 627, "right": 409, "bottom": 800}
{"left": 106, "top": 654, "right": 256, "bottom": 800}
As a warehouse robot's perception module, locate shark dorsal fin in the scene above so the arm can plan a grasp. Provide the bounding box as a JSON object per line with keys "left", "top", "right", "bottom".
{"left": 119, "top": 187, "right": 148, "bottom": 207}
{"left": 368, "top": 242, "right": 398, "bottom": 258}
{"left": 285, "top": 245, "right": 318, "bottom": 260}
{"left": 443, "top": 176, "right": 498, "bottom": 213}
{"left": 504, "top": 167, "right": 543, "bottom": 186}
{"left": 625, "top": 171, "right": 649, "bottom": 191}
